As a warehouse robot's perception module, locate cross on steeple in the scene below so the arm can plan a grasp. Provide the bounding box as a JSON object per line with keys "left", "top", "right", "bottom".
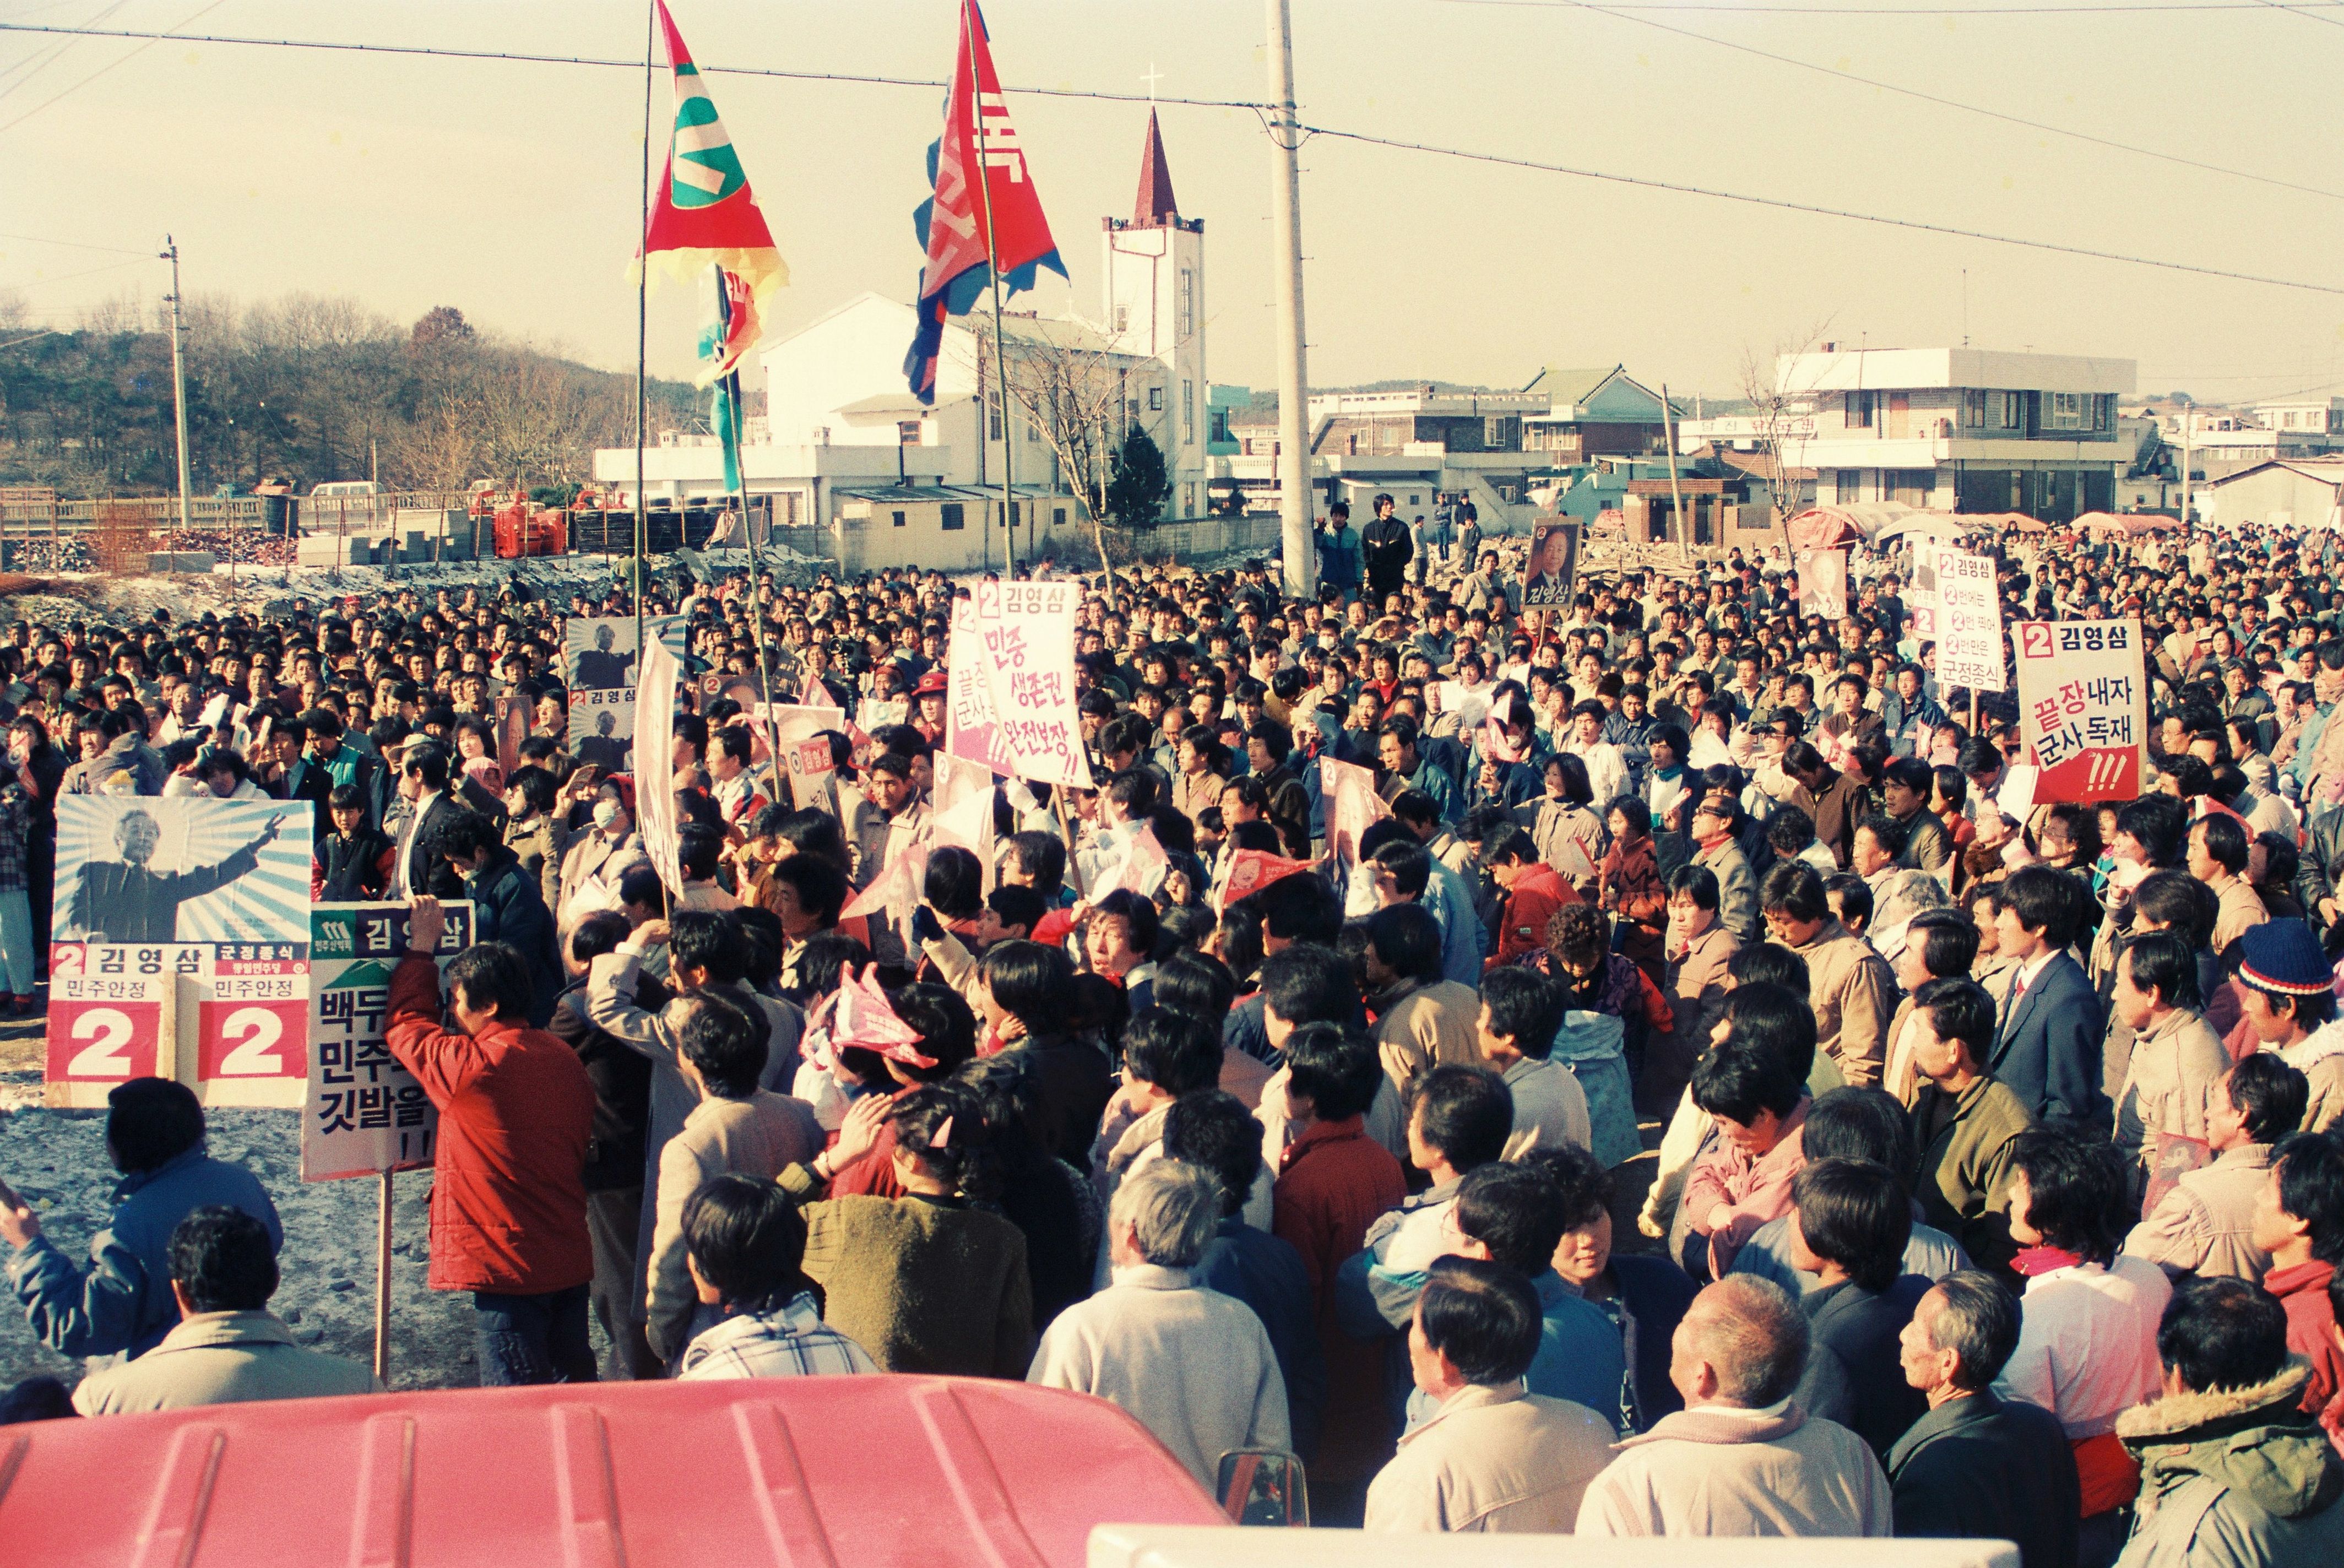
{"left": 1140, "top": 62, "right": 1164, "bottom": 102}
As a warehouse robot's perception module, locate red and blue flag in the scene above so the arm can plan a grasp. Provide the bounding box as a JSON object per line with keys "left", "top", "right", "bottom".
{"left": 903, "top": 0, "right": 1065, "bottom": 404}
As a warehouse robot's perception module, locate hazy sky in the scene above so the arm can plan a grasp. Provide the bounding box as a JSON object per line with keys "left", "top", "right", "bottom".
{"left": 6, "top": 0, "right": 2343, "bottom": 405}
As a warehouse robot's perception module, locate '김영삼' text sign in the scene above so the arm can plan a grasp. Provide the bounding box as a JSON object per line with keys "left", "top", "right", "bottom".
{"left": 301, "top": 902, "right": 473, "bottom": 1182}
{"left": 2016, "top": 618, "right": 2147, "bottom": 802}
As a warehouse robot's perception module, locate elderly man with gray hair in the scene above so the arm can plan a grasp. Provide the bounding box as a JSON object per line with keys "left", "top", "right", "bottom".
{"left": 1027, "top": 1159, "right": 1289, "bottom": 1487}
{"left": 1887, "top": 1271, "right": 2080, "bottom": 1568}
{"left": 1576, "top": 1274, "right": 1893, "bottom": 1537}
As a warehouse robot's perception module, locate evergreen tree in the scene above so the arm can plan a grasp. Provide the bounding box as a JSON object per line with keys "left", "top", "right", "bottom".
{"left": 1105, "top": 426, "right": 1172, "bottom": 525}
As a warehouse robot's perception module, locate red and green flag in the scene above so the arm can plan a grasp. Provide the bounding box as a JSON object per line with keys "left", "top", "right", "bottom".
{"left": 636, "top": 0, "right": 786, "bottom": 378}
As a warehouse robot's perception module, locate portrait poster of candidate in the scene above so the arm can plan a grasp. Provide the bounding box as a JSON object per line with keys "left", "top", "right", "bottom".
{"left": 563, "top": 615, "right": 685, "bottom": 774}
{"left": 1521, "top": 519, "right": 1581, "bottom": 608}
{"left": 56, "top": 796, "right": 312, "bottom": 948}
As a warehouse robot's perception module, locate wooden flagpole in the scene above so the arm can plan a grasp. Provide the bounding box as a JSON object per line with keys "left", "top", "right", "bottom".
{"left": 634, "top": 0, "right": 654, "bottom": 652}
{"left": 963, "top": 1, "right": 1019, "bottom": 579}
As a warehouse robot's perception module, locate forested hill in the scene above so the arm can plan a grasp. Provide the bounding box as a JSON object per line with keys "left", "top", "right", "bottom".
{"left": 0, "top": 297, "right": 696, "bottom": 500}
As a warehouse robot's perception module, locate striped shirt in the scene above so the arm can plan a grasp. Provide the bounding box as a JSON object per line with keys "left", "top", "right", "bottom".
{"left": 673, "top": 1292, "right": 877, "bottom": 1382}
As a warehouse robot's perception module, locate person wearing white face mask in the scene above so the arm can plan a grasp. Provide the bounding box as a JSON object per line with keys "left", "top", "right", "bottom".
{"left": 556, "top": 779, "right": 647, "bottom": 930}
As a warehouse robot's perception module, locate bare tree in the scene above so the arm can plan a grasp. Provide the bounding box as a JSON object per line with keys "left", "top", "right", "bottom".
{"left": 992, "top": 329, "right": 1128, "bottom": 601}
{"left": 1737, "top": 319, "right": 1835, "bottom": 556}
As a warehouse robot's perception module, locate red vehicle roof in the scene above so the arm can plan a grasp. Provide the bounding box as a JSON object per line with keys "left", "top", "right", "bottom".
{"left": 0, "top": 1375, "right": 1229, "bottom": 1567}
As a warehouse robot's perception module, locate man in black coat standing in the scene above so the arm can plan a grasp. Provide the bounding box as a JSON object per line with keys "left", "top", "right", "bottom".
{"left": 437, "top": 810, "right": 564, "bottom": 1028}
{"left": 1888, "top": 1269, "right": 2080, "bottom": 1568}
{"left": 1359, "top": 492, "right": 1413, "bottom": 607}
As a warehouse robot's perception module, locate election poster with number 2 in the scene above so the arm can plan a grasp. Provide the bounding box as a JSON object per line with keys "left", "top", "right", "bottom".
{"left": 301, "top": 902, "right": 474, "bottom": 1182}
{"left": 2016, "top": 618, "right": 2147, "bottom": 803}
{"left": 46, "top": 797, "right": 314, "bottom": 1110}
{"left": 1936, "top": 549, "right": 2006, "bottom": 695}
{"left": 964, "top": 579, "right": 1093, "bottom": 790}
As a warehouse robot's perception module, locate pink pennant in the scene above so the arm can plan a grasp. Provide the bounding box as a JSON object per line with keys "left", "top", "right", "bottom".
{"left": 831, "top": 964, "right": 936, "bottom": 1067}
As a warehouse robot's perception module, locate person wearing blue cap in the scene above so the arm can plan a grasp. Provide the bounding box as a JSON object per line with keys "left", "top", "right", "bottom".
{"left": 2234, "top": 920, "right": 2344, "bottom": 1136}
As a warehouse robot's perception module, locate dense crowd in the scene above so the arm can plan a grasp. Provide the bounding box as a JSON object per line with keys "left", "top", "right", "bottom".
{"left": 3, "top": 504, "right": 2344, "bottom": 1561}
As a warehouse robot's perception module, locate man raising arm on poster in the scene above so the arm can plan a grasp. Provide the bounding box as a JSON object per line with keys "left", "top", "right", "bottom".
{"left": 64, "top": 806, "right": 289, "bottom": 945}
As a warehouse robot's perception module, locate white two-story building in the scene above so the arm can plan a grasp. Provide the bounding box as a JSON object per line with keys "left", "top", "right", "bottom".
{"left": 1777, "top": 346, "right": 2136, "bottom": 523}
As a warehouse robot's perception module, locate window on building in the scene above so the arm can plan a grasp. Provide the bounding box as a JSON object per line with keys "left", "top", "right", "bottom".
{"left": 1182, "top": 381, "right": 1195, "bottom": 443}
{"left": 1177, "top": 270, "right": 1194, "bottom": 339}
{"left": 1148, "top": 386, "right": 1164, "bottom": 413}
{"left": 2000, "top": 393, "right": 2023, "bottom": 431}
{"left": 1846, "top": 391, "right": 1874, "bottom": 428}
{"left": 1127, "top": 398, "right": 1141, "bottom": 425}
{"left": 1962, "top": 389, "right": 1987, "bottom": 427}
{"left": 987, "top": 394, "right": 1002, "bottom": 442}
{"left": 940, "top": 503, "right": 965, "bottom": 531}
{"left": 897, "top": 420, "right": 921, "bottom": 446}
{"left": 1114, "top": 305, "right": 1129, "bottom": 333}
{"left": 1211, "top": 409, "right": 1230, "bottom": 443}
{"left": 2048, "top": 392, "right": 2087, "bottom": 431}
{"left": 891, "top": 509, "right": 907, "bottom": 528}
{"left": 1053, "top": 506, "right": 1067, "bottom": 527}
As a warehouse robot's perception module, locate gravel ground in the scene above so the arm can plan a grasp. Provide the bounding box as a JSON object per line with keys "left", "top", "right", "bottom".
{"left": 0, "top": 1093, "right": 487, "bottom": 1392}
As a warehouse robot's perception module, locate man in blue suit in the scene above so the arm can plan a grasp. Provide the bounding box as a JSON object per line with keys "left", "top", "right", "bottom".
{"left": 1985, "top": 865, "right": 2108, "bottom": 1132}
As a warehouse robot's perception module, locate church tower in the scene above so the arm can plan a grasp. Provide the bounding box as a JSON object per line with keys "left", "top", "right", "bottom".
{"left": 1102, "top": 110, "right": 1207, "bottom": 519}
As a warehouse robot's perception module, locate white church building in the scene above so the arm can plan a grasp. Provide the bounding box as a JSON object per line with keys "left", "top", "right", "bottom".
{"left": 593, "top": 112, "right": 1211, "bottom": 574}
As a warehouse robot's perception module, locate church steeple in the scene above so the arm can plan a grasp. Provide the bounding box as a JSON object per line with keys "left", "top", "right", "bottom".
{"left": 1133, "top": 108, "right": 1179, "bottom": 227}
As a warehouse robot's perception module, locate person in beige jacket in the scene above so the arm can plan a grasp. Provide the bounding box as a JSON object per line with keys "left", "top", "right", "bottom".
{"left": 1365, "top": 1257, "right": 1617, "bottom": 1533}
{"left": 1363, "top": 904, "right": 1485, "bottom": 1095}
{"left": 2125, "top": 1053, "right": 2309, "bottom": 1282}
{"left": 74, "top": 1207, "right": 377, "bottom": 1416}
{"left": 1575, "top": 1275, "right": 1894, "bottom": 1537}
{"left": 2109, "top": 932, "right": 2233, "bottom": 1205}
{"left": 1762, "top": 863, "right": 1897, "bottom": 1089}
{"left": 644, "top": 992, "right": 823, "bottom": 1362}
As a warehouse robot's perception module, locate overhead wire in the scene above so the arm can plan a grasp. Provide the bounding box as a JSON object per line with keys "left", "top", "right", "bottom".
{"left": 1430, "top": 0, "right": 2344, "bottom": 202}
{"left": 1295, "top": 122, "right": 2344, "bottom": 296}
{"left": 0, "top": 0, "right": 233, "bottom": 132}
{"left": 2237, "top": 0, "right": 2344, "bottom": 25}
{"left": 0, "top": 20, "right": 1274, "bottom": 110}
{"left": 0, "top": 17, "right": 2335, "bottom": 300}
{"left": 0, "top": 229, "right": 150, "bottom": 254}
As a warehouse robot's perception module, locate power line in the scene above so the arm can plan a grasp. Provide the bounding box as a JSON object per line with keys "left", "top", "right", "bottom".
{"left": 1435, "top": 0, "right": 2344, "bottom": 202}
{"left": 0, "top": 229, "right": 149, "bottom": 254}
{"left": 1455, "top": 0, "right": 2344, "bottom": 12}
{"left": 1, "top": 254, "right": 150, "bottom": 289}
{"left": 0, "top": 20, "right": 1274, "bottom": 111}
{"left": 1297, "top": 122, "right": 2344, "bottom": 296}
{"left": 2238, "top": 0, "right": 2344, "bottom": 25}
{"left": 0, "top": 0, "right": 229, "bottom": 133}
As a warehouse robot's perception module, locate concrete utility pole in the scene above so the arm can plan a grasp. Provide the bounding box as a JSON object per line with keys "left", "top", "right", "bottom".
{"left": 161, "top": 236, "right": 192, "bottom": 532}
{"left": 1266, "top": 0, "right": 1315, "bottom": 599}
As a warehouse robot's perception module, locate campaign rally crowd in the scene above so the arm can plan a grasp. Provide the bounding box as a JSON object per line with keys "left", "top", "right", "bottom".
{"left": 6, "top": 500, "right": 2344, "bottom": 1561}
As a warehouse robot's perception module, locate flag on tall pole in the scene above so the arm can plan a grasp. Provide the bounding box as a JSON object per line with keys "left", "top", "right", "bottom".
{"left": 903, "top": 0, "right": 1065, "bottom": 404}
{"left": 636, "top": 1, "right": 788, "bottom": 348}
{"left": 701, "top": 264, "right": 750, "bottom": 493}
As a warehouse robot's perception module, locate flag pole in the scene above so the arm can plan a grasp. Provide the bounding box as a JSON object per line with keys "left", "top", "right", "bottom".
{"left": 964, "top": 1, "right": 1018, "bottom": 579}
{"left": 634, "top": 0, "right": 654, "bottom": 656}
{"left": 725, "top": 366, "right": 788, "bottom": 802}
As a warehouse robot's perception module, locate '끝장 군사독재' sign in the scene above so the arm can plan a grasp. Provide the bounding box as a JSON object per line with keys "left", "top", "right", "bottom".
{"left": 2016, "top": 618, "right": 2147, "bottom": 802}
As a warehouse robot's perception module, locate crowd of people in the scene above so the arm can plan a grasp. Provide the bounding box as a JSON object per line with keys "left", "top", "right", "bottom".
{"left": 3, "top": 510, "right": 2344, "bottom": 1561}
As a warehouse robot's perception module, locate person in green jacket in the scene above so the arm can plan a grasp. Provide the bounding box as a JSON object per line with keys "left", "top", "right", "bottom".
{"left": 1906, "top": 977, "right": 2034, "bottom": 1282}
{"left": 2114, "top": 1276, "right": 2344, "bottom": 1568}
{"left": 780, "top": 1082, "right": 1032, "bottom": 1377}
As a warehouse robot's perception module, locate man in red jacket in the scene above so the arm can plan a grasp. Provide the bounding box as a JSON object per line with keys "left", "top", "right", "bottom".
{"left": 389, "top": 896, "right": 598, "bottom": 1385}
{"left": 1482, "top": 824, "right": 1582, "bottom": 968}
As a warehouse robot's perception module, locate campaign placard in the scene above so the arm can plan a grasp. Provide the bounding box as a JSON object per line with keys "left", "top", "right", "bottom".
{"left": 55, "top": 796, "right": 311, "bottom": 947}
{"left": 562, "top": 615, "right": 683, "bottom": 773}
{"left": 44, "top": 943, "right": 186, "bottom": 1109}
{"left": 970, "top": 579, "right": 1093, "bottom": 789}
{"left": 1797, "top": 549, "right": 1848, "bottom": 620}
{"left": 1910, "top": 539, "right": 1941, "bottom": 638}
{"left": 1935, "top": 549, "right": 2006, "bottom": 693}
{"left": 1522, "top": 520, "right": 1580, "bottom": 609}
{"left": 301, "top": 902, "right": 473, "bottom": 1182}
{"left": 2016, "top": 618, "right": 2147, "bottom": 802}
